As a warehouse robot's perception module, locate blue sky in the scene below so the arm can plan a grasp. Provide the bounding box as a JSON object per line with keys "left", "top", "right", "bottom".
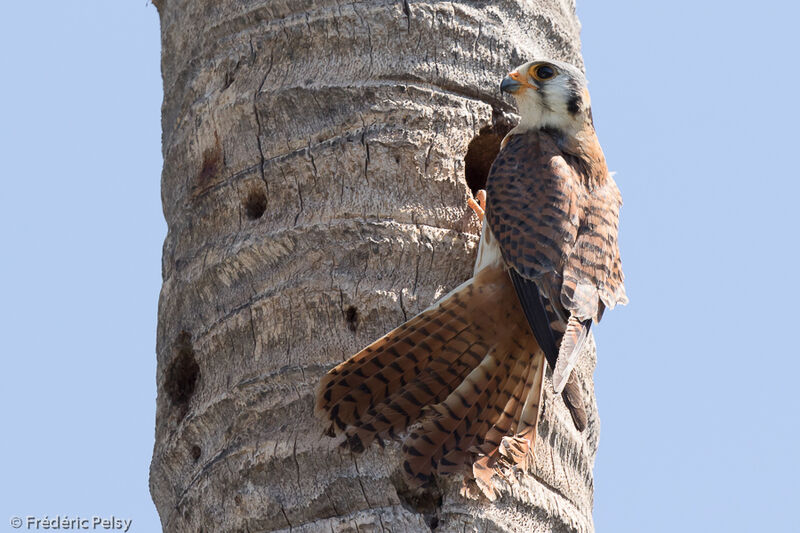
{"left": 0, "top": 3, "right": 164, "bottom": 531}
{"left": 1, "top": 2, "right": 797, "bottom": 532}
{"left": 579, "top": 1, "right": 800, "bottom": 531}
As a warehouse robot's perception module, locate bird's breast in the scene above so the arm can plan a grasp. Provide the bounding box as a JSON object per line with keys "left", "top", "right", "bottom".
{"left": 474, "top": 223, "right": 504, "bottom": 275}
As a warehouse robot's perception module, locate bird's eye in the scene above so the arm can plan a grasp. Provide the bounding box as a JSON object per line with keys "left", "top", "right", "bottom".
{"left": 530, "top": 64, "right": 556, "bottom": 81}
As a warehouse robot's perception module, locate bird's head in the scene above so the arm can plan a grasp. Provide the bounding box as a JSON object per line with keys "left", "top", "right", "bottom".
{"left": 500, "top": 59, "right": 591, "bottom": 134}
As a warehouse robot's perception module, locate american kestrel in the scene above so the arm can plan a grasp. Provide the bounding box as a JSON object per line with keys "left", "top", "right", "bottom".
{"left": 316, "top": 59, "right": 627, "bottom": 499}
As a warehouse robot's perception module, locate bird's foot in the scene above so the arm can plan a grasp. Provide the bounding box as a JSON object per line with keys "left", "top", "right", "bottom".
{"left": 467, "top": 189, "right": 486, "bottom": 224}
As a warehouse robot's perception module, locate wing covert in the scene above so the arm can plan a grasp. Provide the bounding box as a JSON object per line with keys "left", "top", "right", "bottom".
{"left": 485, "top": 130, "right": 626, "bottom": 326}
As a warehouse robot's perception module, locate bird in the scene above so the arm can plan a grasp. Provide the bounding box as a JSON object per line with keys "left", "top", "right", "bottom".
{"left": 316, "top": 58, "right": 627, "bottom": 499}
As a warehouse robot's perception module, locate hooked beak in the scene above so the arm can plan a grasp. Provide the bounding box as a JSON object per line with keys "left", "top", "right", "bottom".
{"left": 500, "top": 71, "right": 537, "bottom": 94}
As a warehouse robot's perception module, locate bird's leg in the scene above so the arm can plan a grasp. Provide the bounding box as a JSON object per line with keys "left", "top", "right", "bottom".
{"left": 467, "top": 189, "right": 486, "bottom": 224}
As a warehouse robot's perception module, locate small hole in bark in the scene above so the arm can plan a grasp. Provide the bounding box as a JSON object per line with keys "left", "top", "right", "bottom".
{"left": 244, "top": 189, "right": 267, "bottom": 220}
{"left": 223, "top": 70, "right": 235, "bottom": 90}
{"left": 396, "top": 478, "right": 442, "bottom": 531}
{"left": 464, "top": 121, "right": 515, "bottom": 194}
{"left": 345, "top": 306, "right": 359, "bottom": 332}
{"left": 190, "top": 445, "right": 201, "bottom": 462}
{"left": 198, "top": 132, "right": 223, "bottom": 187}
{"left": 234, "top": 495, "right": 243, "bottom": 506}
{"left": 165, "top": 332, "right": 200, "bottom": 408}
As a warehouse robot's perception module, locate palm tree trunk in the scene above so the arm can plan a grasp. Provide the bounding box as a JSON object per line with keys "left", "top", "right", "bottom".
{"left": 149, "top": 0, "right": 597, "bottom": 531}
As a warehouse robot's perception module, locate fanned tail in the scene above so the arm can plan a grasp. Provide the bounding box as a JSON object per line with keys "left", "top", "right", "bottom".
{"left": 315, "top": 265, "right": 548, "bottom": 496}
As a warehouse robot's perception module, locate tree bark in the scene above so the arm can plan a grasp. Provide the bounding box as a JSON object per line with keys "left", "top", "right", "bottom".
{"left": 149, "top": 1, "right": 598, "bottom": 531}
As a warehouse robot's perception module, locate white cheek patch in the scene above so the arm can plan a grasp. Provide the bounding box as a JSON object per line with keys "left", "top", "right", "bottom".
{"left": 513, "top": 76, "right": 579, "bottom": 133}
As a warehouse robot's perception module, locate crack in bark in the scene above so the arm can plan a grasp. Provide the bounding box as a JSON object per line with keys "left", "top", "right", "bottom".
{"left": 253, "top": 43, "right": 275, "bottom": 193}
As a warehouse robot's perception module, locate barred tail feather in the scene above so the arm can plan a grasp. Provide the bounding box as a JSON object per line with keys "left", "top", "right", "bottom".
{"left": 402, "top": 348, "right": 507, "bottom": 483}
{"left": 343, "top": 331, "right": 486, "bottom": 452}
{"left": 316, "top": 301, "right": 475, "bottom": 433}
{"left": 438, "top": 343, "right": 529, "bottom": 473}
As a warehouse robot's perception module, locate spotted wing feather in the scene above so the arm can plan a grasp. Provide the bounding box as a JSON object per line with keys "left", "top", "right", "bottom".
{"left": 486, "top": 129, "right": 625, "bottom": 322}
{"left": 486, "top": 130, "right": 625, "bottom": 404}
